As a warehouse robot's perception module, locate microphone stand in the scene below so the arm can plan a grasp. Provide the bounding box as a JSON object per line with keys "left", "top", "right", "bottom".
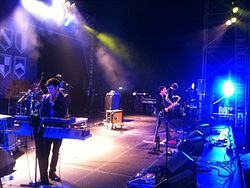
{"left": 20, "top": 115, "right": 41, "bottom": 188}
{"left": 20, "top": 74, "right": 45, "bottom": 187}
{"left": 165, "top": 118, "right": 170, "bottom": 174}
{"left": 56, "top": 74, "right": 73, "bottom": 94}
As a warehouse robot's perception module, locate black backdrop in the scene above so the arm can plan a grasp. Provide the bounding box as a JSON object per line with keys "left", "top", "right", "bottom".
{"left": 37, "top": 33, "right": 88, "bottom": 116}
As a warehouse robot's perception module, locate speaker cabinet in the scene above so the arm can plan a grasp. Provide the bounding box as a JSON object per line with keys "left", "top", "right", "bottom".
{"left": 178, "top": 130, "right": 206, "bottom": 156}
{"left": 194, "top": 124, "right": 211, "bottom": 136}
{"left": 197, "top": 79, "right": 206, "bottom": 95}
{"left": 127, "top": 152, "right": 197, "bottom": 188}
{"left": 186, "top": 130, "right": 204, "bottom": 140}
{"left": 167, "top": 151, "right": 196, "bottom": 177}
{"left": 0, "top": 148, "right": 16, "bottom": 177}
{"left": 164, "top": 170, "right": 196, "bottom": 188}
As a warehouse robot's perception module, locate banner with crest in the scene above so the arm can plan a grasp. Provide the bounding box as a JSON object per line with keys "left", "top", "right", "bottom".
{"left": 0, "top": 22, "right": 37, "bottom": 99}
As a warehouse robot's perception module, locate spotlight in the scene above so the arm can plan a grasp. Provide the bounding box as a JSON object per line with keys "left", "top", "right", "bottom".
{"left": 232, "top": 7, "right": 239, "bottom": 13}
{"left": 222, "top": 80, "right": 235, "bottom": 97}
{"left": 64, "top": 14, "right": 74, "bottom": 27}
{"left": 231, "top": 17, "right": 237, "bottom": 23}
{"left": 225, "top": 20, "right": 232, "bottom": 26}
{"left": 21, "top": 0, "right": 51, "bottom": 19}
{"left": 191, "top": 83, "right": 195, "bottom": 90}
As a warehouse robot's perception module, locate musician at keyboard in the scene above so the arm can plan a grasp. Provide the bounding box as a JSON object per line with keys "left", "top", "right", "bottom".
{"left": 37, "top": 77, "right": 69, "bottom": 185}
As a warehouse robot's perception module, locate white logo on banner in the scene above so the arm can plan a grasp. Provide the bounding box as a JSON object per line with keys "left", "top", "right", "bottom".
{"left": 0, "top": 53, "right": 12, "bottom": 78}
{"left": 0, "top": 27, "right": 13, "bottom": 51}
{"left": 14, "top": 56, "right": 26, "bottom": 78}
{"left": 15, "top": 31, "right": 27, "bottom": 54}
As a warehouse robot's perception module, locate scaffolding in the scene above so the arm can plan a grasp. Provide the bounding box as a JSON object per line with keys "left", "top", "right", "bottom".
{"left": 201, "top": 0, "right": 249, "bottom": 148}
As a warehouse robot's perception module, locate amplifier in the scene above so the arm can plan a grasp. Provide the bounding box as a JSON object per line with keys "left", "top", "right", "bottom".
{"left": 105, "top": 110, "right": 123, "bottom": 129}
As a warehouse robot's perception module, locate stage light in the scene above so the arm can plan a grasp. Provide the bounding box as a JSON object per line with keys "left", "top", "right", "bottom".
{"left": 64, "top": 14, "right": 74, "bottom": 27}
{"left": 21, "top": 0, "right": 51, "bottom": 19}
{"left": 225, "top": 20, "right": 232, "bottom": 25}
{"left": 232, "top": 7, "right": 239, "bottom": 13}
{"left": 191, "top": 83, "right": 195, "bottom": 90}
{"left": 83, "top": 25, "right": 98, "bottom": 35}
{"left": 51, "top": 0, "right": 66, "bottom": 23}
{"left": 65, "top": 1, "right": 71, "bottom": 7}
{"left": 22, "top": 0, "right": 76, "bottom": 27}
{"left": 231, "top": 17, "right": 237, "bottom": 23}
{"left": 222, "top": 80, "right": 235, "bottom": 97}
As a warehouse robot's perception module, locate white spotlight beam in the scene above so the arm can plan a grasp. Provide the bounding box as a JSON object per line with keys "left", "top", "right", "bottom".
{"left": 21, "top": 0, "right": 51, "bottom": 20}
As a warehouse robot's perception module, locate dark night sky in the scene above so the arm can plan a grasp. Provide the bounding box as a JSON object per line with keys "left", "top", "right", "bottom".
{"left": 79, "top": 0, "right": 205, "bottom": 88}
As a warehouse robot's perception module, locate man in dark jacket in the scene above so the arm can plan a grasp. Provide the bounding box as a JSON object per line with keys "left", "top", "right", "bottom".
{"left": 38, "top": 77, "right": 68, "bottom": 185}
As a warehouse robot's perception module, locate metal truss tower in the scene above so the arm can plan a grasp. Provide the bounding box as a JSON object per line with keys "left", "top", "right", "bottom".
{"left": 202, "top": 0, "right": 249, "bottom": 148}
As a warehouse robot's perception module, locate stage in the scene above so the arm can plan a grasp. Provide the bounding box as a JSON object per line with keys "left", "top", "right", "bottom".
{"left": 0, "top": 114, "right": 247, "bottom": 188}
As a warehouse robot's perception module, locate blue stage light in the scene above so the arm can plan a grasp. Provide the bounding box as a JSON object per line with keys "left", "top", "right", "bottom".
{"left": 64, "top": 15, "right": 73, "bottom": 27}
{"left": 222, "top": 80, "right": 235, "bottom": 97}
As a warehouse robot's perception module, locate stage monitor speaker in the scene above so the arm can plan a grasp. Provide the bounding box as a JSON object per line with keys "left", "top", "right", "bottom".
{"left": 167, "top": 151, "right": 196, "bottom": 177}
{"left": 194, "top": 123, "right": 211, "bottom": 136}
{"left": 186, "top": 130, "right": 204, "bottom": 140}
{"left": 0, "top": 147, "right": 16, "bottom": 177}
{"left": 162, "top": 170, "right": 196, "bottom": 188}
{"left": 178, "top": 130, "right": 206, "bottom": 156}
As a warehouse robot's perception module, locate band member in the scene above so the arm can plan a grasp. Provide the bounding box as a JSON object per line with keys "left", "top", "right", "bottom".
{"left": 37, "top": 78, "right": 68, "bottom": 185}
{"left": 153, "top": 86, "right": 178, "bottom": 143}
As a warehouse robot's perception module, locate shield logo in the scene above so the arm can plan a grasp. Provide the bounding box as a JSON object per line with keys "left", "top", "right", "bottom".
{"left": 15, "top": 31, "right": 27, "bottom": 54}
{"left": 0, "top": 27, "right": 13, "bottom": 51}
{"left": 14, "top": 56, "right": 26, "bottom": 79}
{"left": 0, "top": 53, "right": 12, "bottom": 78}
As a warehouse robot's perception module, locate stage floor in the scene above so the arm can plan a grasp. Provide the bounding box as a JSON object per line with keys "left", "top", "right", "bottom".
{"left": 1, "top": 114, "right": 244, "bottom": 188}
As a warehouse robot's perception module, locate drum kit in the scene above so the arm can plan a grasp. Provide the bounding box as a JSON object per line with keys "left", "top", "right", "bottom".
{"left": 16, "top": 88, "right": 43, "bottom": 115}
{"left": 14, "top": 74, "right": 72, "bottom": 116}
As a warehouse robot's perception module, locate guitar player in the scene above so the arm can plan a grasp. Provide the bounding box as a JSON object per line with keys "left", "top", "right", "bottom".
{"left": 153, "top": 85, "right": 179, "bottom": 144}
